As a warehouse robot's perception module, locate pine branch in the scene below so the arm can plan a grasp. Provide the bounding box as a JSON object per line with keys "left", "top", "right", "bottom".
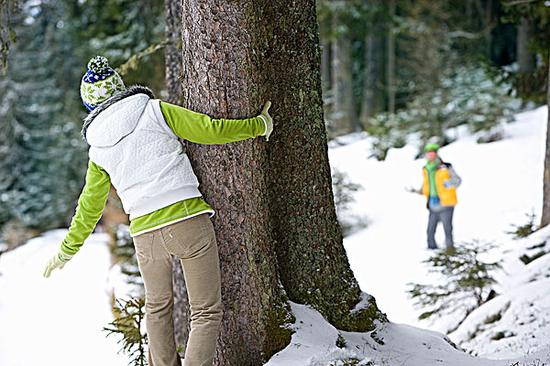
{"left": 103, "top": 297, "right": 148, "bottom": 366}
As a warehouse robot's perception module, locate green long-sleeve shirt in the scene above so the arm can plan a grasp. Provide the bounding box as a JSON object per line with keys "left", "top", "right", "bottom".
{"left": 60, "top": 100, "right": 267, "bottom": 257}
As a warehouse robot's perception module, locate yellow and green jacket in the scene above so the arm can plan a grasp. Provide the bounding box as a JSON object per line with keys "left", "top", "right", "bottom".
{"left": 60, "top": 92, "right": 266, "bottom": 257}
{"left": 421, "top": 159, "right": 461, "bottom": 208}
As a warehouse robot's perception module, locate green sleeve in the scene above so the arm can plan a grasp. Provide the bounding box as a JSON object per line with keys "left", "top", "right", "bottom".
{"left": 60, "top": 160, "right": 111, "bottom": 256}
{"left": 159, "top": 101, "right": 267, "bottom": 144}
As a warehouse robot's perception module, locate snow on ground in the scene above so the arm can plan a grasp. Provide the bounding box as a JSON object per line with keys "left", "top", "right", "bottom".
{"left": 449, "top": 224, "right": 550, "bottom": 360}
{"left": 266, "top": 106, "right": 550, "bottom": 365}
{"left": 0, "top": 107, "right": 548, "bottom": 365}
{"left": 328, "top": 106, "right": 547, "bottom": 327}
{"left": 0, "top": 229, "right": 127, "bottom": 366}
{"left": 265, "top": 301, "right": 547, "bottom": 366}
{"left": 325, "top": 106, "right": 549, "bottom": 359}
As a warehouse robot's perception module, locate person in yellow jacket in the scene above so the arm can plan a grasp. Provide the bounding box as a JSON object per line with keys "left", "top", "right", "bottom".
{"left": 414, "top": 143, "right": 461, "bottom": 250}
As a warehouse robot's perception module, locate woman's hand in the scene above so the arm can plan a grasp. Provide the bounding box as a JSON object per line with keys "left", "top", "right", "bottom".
{"left": 43, "top": 250, "right": 73, "bottom": 278}
{"left": 259, "top": 101, "right": 273, "bottom": 141}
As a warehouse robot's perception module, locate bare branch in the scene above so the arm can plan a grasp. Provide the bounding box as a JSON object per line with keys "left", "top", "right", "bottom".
{"left": 501, "top": 0, "right": 544, "bottom": 6}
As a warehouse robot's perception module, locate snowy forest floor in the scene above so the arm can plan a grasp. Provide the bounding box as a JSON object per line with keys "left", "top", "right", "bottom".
{"left": 0, "top": 107, "right": 549, "bottom": 365}
{"left": 266, "top": 106, "right": 550, "bottom": 365}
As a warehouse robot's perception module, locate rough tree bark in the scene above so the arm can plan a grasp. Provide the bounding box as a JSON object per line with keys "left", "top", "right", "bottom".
{"left": 166, "top": 0, "right": 385, "bottom": 364}
{"left": 262, "top": 1, "right": 382, "bottom": 332}
{"left": 541, "top": 55, "right": 550, "bottom": 228}
{"left": 164, "top": 0, "right": 192, "bottom": 353}
{"left": 176, "top": 1, "right": 294, "bottom": 364}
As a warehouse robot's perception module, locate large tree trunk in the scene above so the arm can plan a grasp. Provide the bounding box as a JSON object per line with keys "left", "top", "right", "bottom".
{"left": 167, "top": 0, "right": 385, "bottom": 364}
{"left": 263, "top": 1, "right": 381, "bottom": 332}
{"left": 541, "top": 55, "right": 550, "bottom": 228}
{"left": 176, "top": 1, "right": 293, "bottom": 364}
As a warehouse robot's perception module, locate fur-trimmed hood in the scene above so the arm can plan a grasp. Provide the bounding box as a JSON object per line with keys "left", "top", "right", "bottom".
{"left": 82, "top": 85, "right": 155, "bottom": 144}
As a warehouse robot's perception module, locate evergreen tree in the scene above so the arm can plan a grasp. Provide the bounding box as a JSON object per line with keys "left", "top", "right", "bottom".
{"left": 0, "top": 74, "right": 17, "bottom": 226}
{"left": 0, "top": 0, "right": 86, "bottom": 232}
{"left": 104, "top": 297, "right": 148, "bottom": 366}
{"left": 62, "top": 0, "right": 165, "bottom": 92}
{"left": 408, "top": 241, "right": 501, "bottom": 332}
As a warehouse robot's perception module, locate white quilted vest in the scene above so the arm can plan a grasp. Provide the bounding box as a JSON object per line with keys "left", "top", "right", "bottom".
{"left": 86, "top": 93, "right": 202, "bottom": 219}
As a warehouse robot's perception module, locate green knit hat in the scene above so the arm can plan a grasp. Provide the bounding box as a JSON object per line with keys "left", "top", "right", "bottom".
{"left": 80, "top": 56, "right": 126, "bottom": 111}
{"left": 424, "top": 143, "right": 440, "bottom": 153}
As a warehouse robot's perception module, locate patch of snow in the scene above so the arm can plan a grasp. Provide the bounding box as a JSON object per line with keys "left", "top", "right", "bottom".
{"left": 266, "top": 302, "right": 532, "bottom": 366}
{"left": 0, "top": 229, "right": 127, "bottom": 366}
{"left": 326, "top": 105, "right": 549, "bottom": 360}
{"left": 1, "top": 105, "right": 549, "bottom": 365}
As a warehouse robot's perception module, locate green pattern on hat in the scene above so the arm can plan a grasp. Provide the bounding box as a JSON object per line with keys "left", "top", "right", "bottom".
{"left": 80, "top": 74, "right": 125, "bottom": 106}
{"left": 80, "top": 56, "right": 126, "bottom": 109}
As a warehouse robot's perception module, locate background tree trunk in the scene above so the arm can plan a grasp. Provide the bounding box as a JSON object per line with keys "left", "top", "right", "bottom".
{"left": 321, "top": 38, "right": 331, "bottom": 98}
{"left": 165, "top": 0, "right": 183, "bottom": 105}
{"left": 484, "top": 0, "right": 493, "bottom": 58}
{"left": 541, "top": 55, "right": 550, "bottom": 228}
{"left": 360, "top": 15, "right": 384, "bottom": 125}
{"left": 167, "top": 0, "right": 385, "bottom": 363}
{"left": 516, "top": 14, "right": 538, "bottom": 100}
{"left": 386, "top": 0, "right": 396, "bottom": 114}
{"left": 517, "top": 15, "right": 535, "bottom": 74}
{"left": 330, "top": 1, "right": 357, "bottom": 135}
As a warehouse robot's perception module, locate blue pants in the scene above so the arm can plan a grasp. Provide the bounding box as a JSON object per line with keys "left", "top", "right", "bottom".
{"left": 427, "top": 206, "right": 454, "bottom": 249}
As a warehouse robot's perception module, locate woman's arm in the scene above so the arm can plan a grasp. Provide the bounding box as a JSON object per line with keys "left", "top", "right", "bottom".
{"left": 159, "top": 101, "right": 271, "bottom": 144}
{"left": 44, "top": 160, "right": 111, "bottom": 278}
{"left": 60, "top": 159, "right": 111, "bottom": 257}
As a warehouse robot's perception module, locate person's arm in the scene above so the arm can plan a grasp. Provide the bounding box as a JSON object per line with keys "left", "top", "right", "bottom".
{"left": 405, "top": 186, "right": 423, "bottom": 195}
{"left": 43, "top": 160, "right": 111, "bottom": 277}
{"left": 449, "top": 167, "right": 462, "bottom": 188}
{"left": 159, "top": 101, "right": 273, "bottom": 144}
{"left": 445, "top": 166, "right": 462, "bottom": 188}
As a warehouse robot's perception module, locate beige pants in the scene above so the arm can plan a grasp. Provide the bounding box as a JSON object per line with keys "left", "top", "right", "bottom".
{"left": 133, "top": 213, "right": 223, "bottom": 366}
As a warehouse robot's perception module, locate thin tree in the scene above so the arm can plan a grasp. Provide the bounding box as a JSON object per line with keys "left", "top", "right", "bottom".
{"left": 386, "top": 0, "right": 396, "bottom": 114}
{"left": 541, "top": 54, "right": 550, "bottom": 228}
{"left": 360, "top": 0, "right": 384, "bottom": 124}
{"left": 330, "top": 0, "right": 356, "bottom": 135}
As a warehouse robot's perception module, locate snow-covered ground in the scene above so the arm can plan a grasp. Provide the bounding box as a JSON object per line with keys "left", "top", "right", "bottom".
{"left": 328, "top": 106, "right": 547, "bottom": 329}
{"left": 0, "top": 106, "right": 548, "bottom": 365}
{"left": 0, "top": 230, "right": 127, "bottom": 366}
{"left": 450, "top": 224, "right": 550, "bottom": 360}
{"left": 265, "top": 301, "right": 550, "bottom": 366}
{"left": 265, "top": 106, "right": 550, "bottom": 365}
